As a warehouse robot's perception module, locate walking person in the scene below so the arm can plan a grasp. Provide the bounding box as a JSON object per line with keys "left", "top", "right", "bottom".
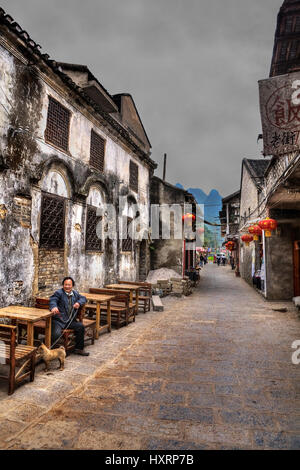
{"left": 49, "top": 277, "right": 89, "bottom": 356}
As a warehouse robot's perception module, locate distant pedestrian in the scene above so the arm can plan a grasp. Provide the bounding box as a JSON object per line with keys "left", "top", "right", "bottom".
{"left": 217, "top": 256, "right": 221, "bottom": 266}
{"left": 230, "top": 256, "right": 235, "bottom": 270}
{"left": 222, "top": 257, "right": 226, "bottom": 266}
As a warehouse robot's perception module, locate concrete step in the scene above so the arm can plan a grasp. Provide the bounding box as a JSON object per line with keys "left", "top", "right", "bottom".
{"left": 152, "top": 295, "right": 164, "bottom": 311}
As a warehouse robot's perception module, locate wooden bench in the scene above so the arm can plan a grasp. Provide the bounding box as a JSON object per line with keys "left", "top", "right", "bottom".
{"left": 88, "top": 288, "right": 135, "bottom": 328}
{"left": 18, "top": 298, "right": 96, "bottom": 354}
{"left": 0, "top": 324, "right": 36, "bottom": 395}
{"left": 118, "top": 280, "right": 152, "bottom": 313}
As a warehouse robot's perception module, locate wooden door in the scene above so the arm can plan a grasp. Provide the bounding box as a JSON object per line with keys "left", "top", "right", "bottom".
{"left": 293, "top": 241, "right": 300, "bottom": 296}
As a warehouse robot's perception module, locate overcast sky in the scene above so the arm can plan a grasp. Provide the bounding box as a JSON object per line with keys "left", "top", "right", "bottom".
{"left": 1, "top": 0, "right": 284, "bottom": 196}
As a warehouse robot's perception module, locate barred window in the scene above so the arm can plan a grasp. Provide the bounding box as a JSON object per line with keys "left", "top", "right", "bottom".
{"left": 129, "top": 161, "right": 138, "bottom": 192}
{"left": 122, "top": 217, "right": 133, "bottom": 252}
{"left": 289, "top": 40, "right": 299, "bottom": 60}
{"left": 90, "top": 130, "right": 105, "bottom": 172}
{"left": 279, "top": 41, "right": 288, "bottom": 60}
{"left": 40, "top": 193, "right": 65, "bottom": 249}
{"left": 45, "top": 97, "right": 70, "bottom": 152}
{"left": 85, "top": 205, "right": 102, "bottom": 251}
{"left": 285, "top": 17, "right": 293, "bottom": 33}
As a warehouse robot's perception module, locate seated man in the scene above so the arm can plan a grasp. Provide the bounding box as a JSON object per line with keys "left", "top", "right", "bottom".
{"left": 49, "top": 277, "right": 89, "bottom": 356}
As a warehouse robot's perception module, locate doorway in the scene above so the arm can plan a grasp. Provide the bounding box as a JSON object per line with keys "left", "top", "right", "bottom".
{"left": 293, "top": 240, "right": 300, "bottom": 296}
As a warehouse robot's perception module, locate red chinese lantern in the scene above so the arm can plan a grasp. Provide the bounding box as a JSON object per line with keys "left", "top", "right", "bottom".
{"left": 258, "top": 217, "right": 277, "bottom": 238}
{"left": 241, "top": 234, "right": 253, "bottom": 246}
{"left": 225, "top": 241, "right": 235, "bottom": 251}
{"left": 248, "top": 225, "right": 262, "bottom": 241}
{"left": 182, "top": 213, "right": 195, "bottom": 221}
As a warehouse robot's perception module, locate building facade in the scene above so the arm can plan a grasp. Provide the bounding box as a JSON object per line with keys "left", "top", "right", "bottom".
{"left": 150, "top": 177, "right": 197, "bottom": 275}
{"left": 219, "top": 190, "right": 240, "bottom": 272}
{"left": 0, "top": 8, "right": 156, "bottom": 307}
{"left": 270, "top": 0, "right": 300, "bottom": 77}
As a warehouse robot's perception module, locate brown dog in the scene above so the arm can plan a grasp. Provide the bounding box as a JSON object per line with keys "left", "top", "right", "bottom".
{"left": 38, "top": 343, "right": 66, "bottom": 372}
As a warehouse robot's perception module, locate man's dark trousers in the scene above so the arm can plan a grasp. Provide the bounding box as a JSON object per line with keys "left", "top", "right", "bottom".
{"left": 52, "top": 320, "right": 84, "bottom": 350}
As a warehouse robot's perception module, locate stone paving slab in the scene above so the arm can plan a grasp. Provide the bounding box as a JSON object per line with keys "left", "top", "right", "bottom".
{"left": 0, "top": 264, "right": 299, "bottom": 449}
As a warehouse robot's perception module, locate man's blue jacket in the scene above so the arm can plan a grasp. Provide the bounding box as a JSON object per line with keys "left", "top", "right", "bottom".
{"left": 49, "top": 288, "right": 87, "bottom": 328}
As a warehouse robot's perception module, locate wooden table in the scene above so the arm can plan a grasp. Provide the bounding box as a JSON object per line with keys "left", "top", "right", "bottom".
{"left": 105, "top": 284, "right": 140, "bottom": 315}
{"left": 81, "top": 293, "right": 115, "bottom": 339}
{"left": 0, "top": 306, "right": 53, "bottom": 348}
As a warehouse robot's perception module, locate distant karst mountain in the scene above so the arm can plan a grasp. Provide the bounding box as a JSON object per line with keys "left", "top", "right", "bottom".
{"left": 176, "top": 184, "right": 223, "bottom": 247}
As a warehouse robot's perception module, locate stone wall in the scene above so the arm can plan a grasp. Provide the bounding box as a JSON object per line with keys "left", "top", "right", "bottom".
{"left": 0, "top": 32, "right": 152, "bottom": 307}
{"left": 265, "top": 223, "right": 300, "bottom": 300}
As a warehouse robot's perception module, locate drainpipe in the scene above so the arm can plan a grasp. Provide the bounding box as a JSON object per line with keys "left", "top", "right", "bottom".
{"left": 163, "top": 153, "right": 167, "bottom": 181}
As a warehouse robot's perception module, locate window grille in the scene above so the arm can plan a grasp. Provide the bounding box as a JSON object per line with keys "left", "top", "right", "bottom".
{"left": 45, "top": 97, "right": 70, "bottom": 152}
{"left": 279, "top": 41, "right": 288, "bottom": 60}
{"left": 289, "top": 40, "right": 299, "bottom": 60}
{"left": 40, "top": 193, "right": 65, "bottom": 249}
{"left": 285, "top": 17, "right": 293, "bottom": 33}
{"left": 90, "top": 130, "right": 105, "bottom": 172}
{"left": 122, "top": 217, "right": 133, "bottom": 251}
{"left": 129, "top": 161, "right": 138, "bottom": 192}
{"left": 85, "top": 205, "right": 103, "bottom": 251}
{"left": 295, "top": 17, "right": 300, "bottom": 33}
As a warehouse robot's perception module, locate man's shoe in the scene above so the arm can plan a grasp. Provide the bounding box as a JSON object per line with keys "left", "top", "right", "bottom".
{"left": 74, "top": 349, "right": 89, "bottom": 356}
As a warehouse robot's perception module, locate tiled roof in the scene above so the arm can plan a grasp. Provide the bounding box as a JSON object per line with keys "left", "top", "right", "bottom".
{"left": 0, "top": 8, "right": 157, "bottom": 169}
{"left": 245, "top": 159, "right": 270, "bottom": 179}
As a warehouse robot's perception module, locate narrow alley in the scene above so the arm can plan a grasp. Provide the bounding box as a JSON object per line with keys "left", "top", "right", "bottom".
{"left": 0, "top": 264, "right": 299, "bottom": 450}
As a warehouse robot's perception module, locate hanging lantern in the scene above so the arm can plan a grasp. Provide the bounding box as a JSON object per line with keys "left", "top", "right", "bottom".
{"left": 248, "top": 225, "right": 262, "bottom": 241}
{"left": 225, "top": 241, "right": 235, "bottom": 251}
{"left": 258, "top": 217, "right": 277, "bottom": 238}
{"left": 182, "top": 213, "right": 196, "bottom": 222}
{"left": 241, "top": 234, "right": 253, "bottom": 246}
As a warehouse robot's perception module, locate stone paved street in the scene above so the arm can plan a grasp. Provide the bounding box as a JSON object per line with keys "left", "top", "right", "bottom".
{"left": 0, "top": 264, "right": 299, "bottom": 450}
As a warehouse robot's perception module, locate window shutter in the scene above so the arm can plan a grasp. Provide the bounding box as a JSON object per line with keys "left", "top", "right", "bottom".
{"left": 40, "top": 194, "right": 65, "bottom": 249}
{"left": 90, "top": 130, "right": 105, "bottom": 172}
{"left": 45, "top": 97, "right": 70, "bottom": 152}
{"left": 129, "top": 161, "right": 138, "bottom": 192}
{"left": 122, "top": 217, "right": 133, "bottom": 252}
{"left": 85, "top": 205, "right": 103, "bottom": 251}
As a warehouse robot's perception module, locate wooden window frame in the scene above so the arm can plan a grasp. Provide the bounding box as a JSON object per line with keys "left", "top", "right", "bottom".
{"left": 39, "top": 193, "right": 66, "bottom": 249}
{"left": 89, "top": 130, "right": 106, "bottom": 173}
{"left": 44, "top": 96, "right": 71, "bottom": 153}
{"left": 129, "top": 160, "right": 139, "bottom": 193}
{"left": 121, "top": 216, "right": 133, "bottom": 252}
{"left": 85, "top": 204, "right": 103, "bottom": 252}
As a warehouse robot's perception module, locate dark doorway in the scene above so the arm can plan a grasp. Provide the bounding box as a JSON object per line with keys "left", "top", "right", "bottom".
{"left": 293, "top": 240, "right": 300, "bottom": 296}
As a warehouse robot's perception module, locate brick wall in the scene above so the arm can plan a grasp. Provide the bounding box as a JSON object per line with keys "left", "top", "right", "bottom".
{"left": 38, "top": 248, "right": 65, "bottom": 296}
{"left": 12, "top": 196, "right": 31, "bottom": 228}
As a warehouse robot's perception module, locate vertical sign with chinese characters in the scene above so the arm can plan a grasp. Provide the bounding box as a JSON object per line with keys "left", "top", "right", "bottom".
{"left": 259, "top": 71, "right": 300, "bottom": 156}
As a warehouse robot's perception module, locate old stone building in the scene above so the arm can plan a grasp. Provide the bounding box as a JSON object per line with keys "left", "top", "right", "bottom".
{"left": 0, "top": 8, "right": 157, "bottom": 307}
{"left": 246, "top": 0, "right": 300, "bottom": 301}
{"left": 219, "top": 190, "right": 240, "bottom": 272}
{"left": 150, "top": 176, "right": 197, "bottom": 275}
{"left": 238, "top": 159, "right": 271, "bottom": 288}
{"left": 270, "top": 0, "right": 300, "bottom": 77}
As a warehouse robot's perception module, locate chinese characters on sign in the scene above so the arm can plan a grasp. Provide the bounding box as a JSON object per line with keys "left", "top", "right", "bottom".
{"left": 259, "top": 71, "right": 300, "bottom": 156}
